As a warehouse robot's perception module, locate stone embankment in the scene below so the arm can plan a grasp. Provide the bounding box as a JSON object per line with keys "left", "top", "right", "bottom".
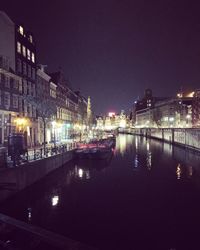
{"left": 120, "top": 128, "right": 200, "bottom": 152}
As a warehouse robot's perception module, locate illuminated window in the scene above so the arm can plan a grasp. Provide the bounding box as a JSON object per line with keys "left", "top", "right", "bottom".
{"left": 17, "top": 42, "right": 21, "bottom": 53}
{"left": 22, "top": 46, "right": 26, "bottom": 57}
{"left": 29, "top": 35, "right": 33, "bottom": 43}
{"left": 31, "top": 53, "right": 35, "bottom": 63}
{"left": 19, "top": 26, "right": 23, "bottom": 35}
{"left": 27, "top": 49, "right": 31, "bottom": 60}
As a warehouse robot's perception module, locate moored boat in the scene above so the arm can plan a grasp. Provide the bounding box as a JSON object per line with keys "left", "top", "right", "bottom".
{"left": 75, "top": 138, "right": 114, "bottom": 159}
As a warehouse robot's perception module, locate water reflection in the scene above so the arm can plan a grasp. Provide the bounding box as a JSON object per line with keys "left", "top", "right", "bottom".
{"left": 74, "top": 165, "right": 90, "bottom": 180}
{"left": 117, "top": 135, "right": 126, "bottom": 155}
{"left": 2, "top": 135, "right": 200, "bottom": 250}
{"left": 51, "top": 195, "right": 59, "bottom": 206}
{"left": 146, "top": 140, "right": 152, "bottom": 171}
{"left": 27, "top": 207, "right": 32, "bottom": 221}
{"left": 134, "top": 136, "right": 139, "bottom": 168}
{"left": 188, "top": 166, "right": 193, "bottom": 178}
{"left": 163, "top": 143, "right": 173, "bottom": 156}
{"left": 176, "top": 164, "right": 182, "bottom": 180}
{"left": 175, "top": 163, "right": 194, "bottom": 181}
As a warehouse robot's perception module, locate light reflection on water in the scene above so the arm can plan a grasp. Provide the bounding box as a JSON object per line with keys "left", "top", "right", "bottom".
{"left": 1, "top": 134, "right": 200, "bottom": 250}
{"left": 176, "top": 164, "right": 181, "bottom": 180}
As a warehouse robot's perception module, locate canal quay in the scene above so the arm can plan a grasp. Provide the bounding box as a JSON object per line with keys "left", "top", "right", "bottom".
{"left": 0, "top": 134, "right": 200, "bottom": 250}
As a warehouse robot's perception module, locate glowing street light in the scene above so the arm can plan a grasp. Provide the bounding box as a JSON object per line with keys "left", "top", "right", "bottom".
{"left": 14, "top": 117, "right": 28, "bottom": 132}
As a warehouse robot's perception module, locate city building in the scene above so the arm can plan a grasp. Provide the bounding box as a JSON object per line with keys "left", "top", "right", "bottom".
{"left": 0, "top": 56, "right": 22, "bottom": 144}
{"left": 193, "top": 89, "right": 200, "bottom": 127}
{"left": 49, "top": 71, "right": 80, "bottom": 141}
{"left": 15, "top": 22, "right": 37, "bottom": 146}
{"left": 0, "top": 11, "right": 37, "bottom": 146}
{"left": 96, "top": 111, "right": 129, "bottom": 131}
{"left": 0, "top": 11, "right": 92, "bottom": 146}
{"left": 133, "top": 89, "right": 169, "bottom": 126}
{"left": 134, "top": 90, "right": 193, "bottom": 128}
{"left": 36, "top": 65, "right": 56, "bottom": 145}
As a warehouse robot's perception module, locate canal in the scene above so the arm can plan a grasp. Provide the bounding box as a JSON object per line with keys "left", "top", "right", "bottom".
{"left": 1, "top": 134, "right": 200, "bottom": 250}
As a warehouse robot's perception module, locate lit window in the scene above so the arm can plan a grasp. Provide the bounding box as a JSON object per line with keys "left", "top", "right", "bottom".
{"left": 19, "top": 26, "right": 24, "bottom": 35}
{"left": 17, "top": 42, "right": 21, "bottom": 53}
{"left": 29, "top": 35, "right": 33, "bottom": 43}
{"left": 27, "top": 49, "right": 31, "bottom": 60}
{"left": 31, "top": 53, "right": 35, "bottom": 63}
{"left": 22, "top": 46, "right": 26, "bottom": 57}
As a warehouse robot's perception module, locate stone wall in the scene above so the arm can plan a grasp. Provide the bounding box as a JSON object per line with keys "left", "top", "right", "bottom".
{"left": 129, "top": 128, "right": 200, "bottom": 151}
{"left": 0, "top": 150, "right": 74, "bottom": 202}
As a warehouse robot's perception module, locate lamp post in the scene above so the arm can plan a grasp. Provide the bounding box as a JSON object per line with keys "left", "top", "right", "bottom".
{"left": 186, "top": 114, "right": 191, "bottom": 127}
{"left": 51, "top": 121, "right": 56, "bottom": 147}
{"left": 14, "top": 117, "right": 28, "bottom": 133}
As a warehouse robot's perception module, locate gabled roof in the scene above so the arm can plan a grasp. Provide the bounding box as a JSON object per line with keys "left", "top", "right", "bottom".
{"left": 0, "top": 11, "right": 14, "bottom": 25}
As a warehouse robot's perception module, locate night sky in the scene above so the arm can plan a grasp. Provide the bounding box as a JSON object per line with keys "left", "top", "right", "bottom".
{"left": 2, "top": 0, "right": 200, "bottom": 114}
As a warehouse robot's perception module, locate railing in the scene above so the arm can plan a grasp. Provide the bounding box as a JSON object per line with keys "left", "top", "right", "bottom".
{"left": 7, "top": 143, "right": 77, "bottom": 167}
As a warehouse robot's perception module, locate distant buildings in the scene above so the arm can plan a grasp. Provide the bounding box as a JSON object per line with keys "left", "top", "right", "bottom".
{"left": 193, "top": 89, "right": 200, "bottom": 127}
{"left": 0, "top": 11, "right": 92, "bottom": 147}
{"left": 132, "top": 89, "right": 195, "bottom": 128}
{"left": 96, "top": 111, "right": 130, "bottom": 130}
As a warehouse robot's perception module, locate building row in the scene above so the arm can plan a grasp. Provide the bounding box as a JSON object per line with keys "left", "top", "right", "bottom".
{"left": 96, "top": 111, "right": 130, "bottom": 131}
{"left": 0, "top": 11, "right": 91, "bottom": 147}
{"left": 132, "top": 88, "right": 200, "bottom": 128}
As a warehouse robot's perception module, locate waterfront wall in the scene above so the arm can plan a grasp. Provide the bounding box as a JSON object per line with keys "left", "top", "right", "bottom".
{"left": 123, "top": 128, "right": 200, "bottom": 151}
{"left": 0, "top": 150, "right": 74, "bottom": 201}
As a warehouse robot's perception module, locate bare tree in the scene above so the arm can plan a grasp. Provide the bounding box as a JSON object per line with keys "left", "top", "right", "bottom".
{"left": 23, "top": 95, "right": 57, "bottom": 152}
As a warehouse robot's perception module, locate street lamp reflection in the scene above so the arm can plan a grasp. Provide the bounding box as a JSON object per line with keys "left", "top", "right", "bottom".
{"left": 176, "top": 164, "right": 181, "bottom": 180}
{"left": 52, "top": 195, "right": 59, "bottom": 206}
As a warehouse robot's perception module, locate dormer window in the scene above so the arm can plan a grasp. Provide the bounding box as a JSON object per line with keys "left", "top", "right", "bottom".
{"left": 19, "top": 26, "right": 24, "bottom": 35}
{"left": 29, "top": 35, "right": 33, "bottom": 43}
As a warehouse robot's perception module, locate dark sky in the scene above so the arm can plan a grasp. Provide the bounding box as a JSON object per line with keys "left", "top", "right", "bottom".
{"left": 2, "top": 0, "right": 200, "bottom": 114}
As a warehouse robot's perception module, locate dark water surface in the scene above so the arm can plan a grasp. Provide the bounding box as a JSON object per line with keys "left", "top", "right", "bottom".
{"left": 1, "top": 134, "right": 200, "bottom": 250}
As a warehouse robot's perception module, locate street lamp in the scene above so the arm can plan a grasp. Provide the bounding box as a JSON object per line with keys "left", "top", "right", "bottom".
{"left": 51, "top": 121, "right": 56, "bottom": 147}
{"left": 14, "top": 117, "right": 28, "bottom": 133}
{"left": 186, "top": 114, "right": 191, "bottom": 127}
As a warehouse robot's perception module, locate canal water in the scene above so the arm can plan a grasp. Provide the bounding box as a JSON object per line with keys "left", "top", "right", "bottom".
{"left": 1, "top": 134, "right": 200, "bottom": 250}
